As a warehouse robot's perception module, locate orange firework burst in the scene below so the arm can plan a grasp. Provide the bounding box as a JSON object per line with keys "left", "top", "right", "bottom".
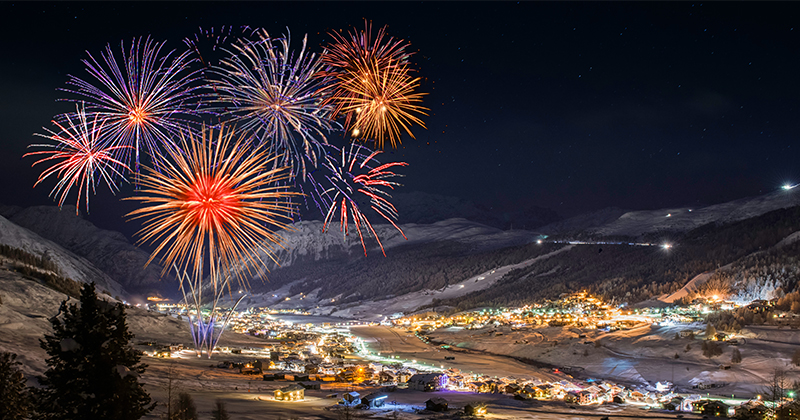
{"left": 126, "top": 126, "right": 299, "bottom": 287}
{"left": 321, "top": 22, "right": 427, "bottom": 148}
{"left": 338, "top": 60, "right": 428, "bottom": 149}
{"left": 25, "top": 104, "right": 130, "bottom": 214}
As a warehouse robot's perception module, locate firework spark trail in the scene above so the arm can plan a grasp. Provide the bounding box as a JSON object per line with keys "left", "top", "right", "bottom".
{"left": 125, "top": 126, "right": 300, "bottom": 289}
{"left": 25, "top": 104, "right": 130, "bottom": 214}
{"left": 176, "top": 263, "right": 246, "bottom": 357}
{"left": 315, "top": 143, "right": 407, "bottom": 256}
{"left": 320, "top": 22, "right": 426, "bottom": 148}
{"left": 211, "top": 29, "right": 338, "bottom": 180}
{"left": 183, "top": 25, "right": 261, "bottom": 71}
{"left": 60, "top": 36, "right": 206, "bottom": 177}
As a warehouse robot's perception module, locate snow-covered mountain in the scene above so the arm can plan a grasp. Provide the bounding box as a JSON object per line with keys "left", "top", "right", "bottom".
{"left": 541, "top": 188, "right": 800, "bottom": 238}
{"left": 269, "top": 217, "right": 540, "bottom": 269}
{"left": 0, "top": 214, "right": 127, "bottom": 298}
{"left": 0, "top": 204, "right": 177, "bottom": 296}
{"left": 3, "top": 187, "right": 799, "bottom": 310}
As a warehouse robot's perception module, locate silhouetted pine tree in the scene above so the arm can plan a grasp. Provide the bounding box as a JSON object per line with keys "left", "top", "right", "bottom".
{"left": 0, "top": 352, "right": 31, "bottom": 420}
{"left": 34, "top": 282, "right": 155, "bottom": 420}
{"left": 731, "top": 348, "right": 742, "bottom": 364}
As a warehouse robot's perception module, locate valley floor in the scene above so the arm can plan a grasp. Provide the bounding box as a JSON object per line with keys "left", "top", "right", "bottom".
{"left": 427, "top": 322, "right": 800, "bottom": 398}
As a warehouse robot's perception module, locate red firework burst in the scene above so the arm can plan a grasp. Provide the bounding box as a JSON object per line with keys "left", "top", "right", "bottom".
{"left": 316, "top": 143, "right": 407, "bottom": 256}
{"left": 25, "top": 104, "right": 130, "bottom": 214}
{"left": 126, "top": 126, "right": 300, "bottom": 287}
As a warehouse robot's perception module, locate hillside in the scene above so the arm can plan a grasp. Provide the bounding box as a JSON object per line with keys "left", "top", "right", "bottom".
{"left": 250, "top": 204, "right": 800, "bottom": 318}
{"left": 237, "top": 218, "right": 543, "bottom": 306}
{"left": 0, "top": 204, "right": 176, "bottom": 296}
{"left": 437, "top": 205, "right": 800, "bottom": 311}
{"left": 0, "top": 215, "right": 127, "bottom": 298}
{"left": 3, "top": 187, "right": 799, "bottom": 316}
{"left": 585, "top": 188, "right": 800, "bottom": 237}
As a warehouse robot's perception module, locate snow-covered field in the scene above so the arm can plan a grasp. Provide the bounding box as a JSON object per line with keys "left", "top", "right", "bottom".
{"left": 429, "top": 322, "right": 800, "bottom": 398}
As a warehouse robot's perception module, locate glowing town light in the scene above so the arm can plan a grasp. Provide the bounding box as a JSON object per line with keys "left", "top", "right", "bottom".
{"left": 783, "top": 183, "right": 798, "bottom": 190}
{"left": 662, "top": 243, "right": 672, "bottom": 250}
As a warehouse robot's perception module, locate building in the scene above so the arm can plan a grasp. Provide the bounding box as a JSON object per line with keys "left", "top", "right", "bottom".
{"left": 780, "top": 400, "right": 800, "bottom": 419}
{"left": 700, "top": 400, "right": 730, "bottom": 418}
{"left": 378, "top": 371, "right": 397, "bottom": 384}
{"left": 407, "top": 373, "right": 446, "bottom": 392}
{"left": 425, "top": 397, "right": 448, "bottom": 412}
{"left": 342, "top": 391, "right": 360, "bottom": 406}
{"left": 361, "top": 392, "right": 388, "bottom": 408}
{"left": 300, "top": 381, "right": 321, "bottom": 390}
{"left": 734, "top": 401, "right": 768, "bottom": 419}
{"left": 274, "top": 384, "right": 305, "bottom": 401}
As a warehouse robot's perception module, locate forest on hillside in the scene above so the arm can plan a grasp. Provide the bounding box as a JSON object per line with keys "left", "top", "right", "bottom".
{"left": 256, "top": 239, "right": 560, "bottom": 304}
{"left": 436, "top": 206, "right": 800, "bottom": 310}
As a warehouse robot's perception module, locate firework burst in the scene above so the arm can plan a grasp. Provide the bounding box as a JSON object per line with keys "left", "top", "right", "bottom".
{"left": 25, "top": 104, "right": 130, "bottom": 214}
{"left": 337, "top": 60, "right": 428, "bottom": 149}
{"left": 321, "top": 20, "right": 413, "bottom": 78}
{"left": 321, "top": 22, "right": 426, "bottom": 148}
{"left": 125, "top": 126, "right": 299, "bottom": 288}
{"left": 60, "top": 36, "right": 205, "bottom": 176}
{"left": 312, "top": 143, "right": 407, "bottom": 256}
{"left": 211, "top": 29, "right": 337, "bottom": 179}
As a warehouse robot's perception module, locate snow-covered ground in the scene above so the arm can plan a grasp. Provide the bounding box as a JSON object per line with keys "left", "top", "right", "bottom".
{"left": 0, "top": 270, "right": 266, "bottom": 378}
{"left": 429, "top": 322, "right": 800, "bottom": 397}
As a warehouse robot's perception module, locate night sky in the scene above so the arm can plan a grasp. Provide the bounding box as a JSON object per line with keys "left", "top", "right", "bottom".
{"left": 1, "top": 2, "right": 798, "bottom": 237}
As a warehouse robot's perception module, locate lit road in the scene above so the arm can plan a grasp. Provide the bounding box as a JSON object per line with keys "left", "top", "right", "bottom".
{"left": 350, "top": 325, "right": 560, "bottom": 381}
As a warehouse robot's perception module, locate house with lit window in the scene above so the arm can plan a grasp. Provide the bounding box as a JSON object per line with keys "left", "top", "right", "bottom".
{"left": 408, "top": 373, "right": 446, "bottom": 392}
{"left": 274, "top": 384, "right": 305, "bottom": 401}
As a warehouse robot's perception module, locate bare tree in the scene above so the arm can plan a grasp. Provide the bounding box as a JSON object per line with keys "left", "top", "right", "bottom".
{"left": 211, "top": 399, "right": 230, "bottom": 420}
{"left": 763, "top": 368, "right": 789, "bottom": 418}
{"left": 161, "top": 362, "right": 180, "bottom": 420}
{"left": 173, "top": 393, "right": 197, "bottom": 420}
{"left": 792, "top": 349, "right": 800, "bottom": 367}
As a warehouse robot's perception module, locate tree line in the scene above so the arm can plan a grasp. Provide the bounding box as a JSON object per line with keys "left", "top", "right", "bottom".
{"left": 0, "top": 244, "right": 82, "bottom": 298}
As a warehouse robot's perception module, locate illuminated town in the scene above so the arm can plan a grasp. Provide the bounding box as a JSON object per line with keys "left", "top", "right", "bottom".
{"left": 127, "top": 291, "right": 791, "bottom": 418}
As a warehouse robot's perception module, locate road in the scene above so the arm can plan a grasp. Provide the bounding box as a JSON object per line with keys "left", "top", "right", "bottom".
{"left": 350, "top": 325, "right": 560, "bottom": 381}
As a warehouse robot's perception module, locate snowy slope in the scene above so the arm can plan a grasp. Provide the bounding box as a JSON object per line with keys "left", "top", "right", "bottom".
{"left": 588, "top": 188, "right": 800, "bottom": 237}
{"left": 0, "top": 215, "right": 127, "bottom": 298}
{"left": 1, "top": 205, "right": 175, "bottom": 295}
{"left": 315, "top": 245, "right": 574, "bottom": 319}
{"left": 268, "top": 217, "right": 539, "bottom": 269}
